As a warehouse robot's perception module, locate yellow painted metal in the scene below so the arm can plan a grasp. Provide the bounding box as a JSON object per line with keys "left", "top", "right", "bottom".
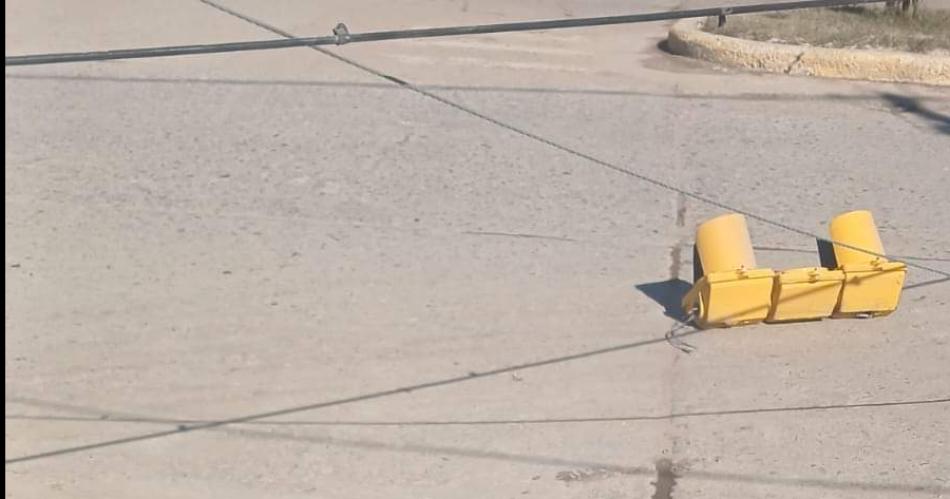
{"left": 827, "top": 210, "right": 906, "bottom": 317}
{"left": 829, "top": 210, "right": 885, "bottom": 266}
{"left": 834, "top": 261, "right": 906, "bottom": 317}
{"left": 683, "top": 214, "right": 774, "bottom": 328}
{"left": 766, "top": 267, "right": 845, "bottom": 323}
{"left": 695, "top": 213, "right": 757, "bottom": 273}
{"left": 680, "top": 210, "right": 906, "bottom": 327}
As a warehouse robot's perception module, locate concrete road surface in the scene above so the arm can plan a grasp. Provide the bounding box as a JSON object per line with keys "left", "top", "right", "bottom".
{"left": 5, "top": 1, "right": 950, "bottom": 498}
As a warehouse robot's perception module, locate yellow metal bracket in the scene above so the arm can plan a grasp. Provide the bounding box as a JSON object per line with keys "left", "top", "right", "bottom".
{"left": 766, "top": 267, "right": 844, "bottom": 323}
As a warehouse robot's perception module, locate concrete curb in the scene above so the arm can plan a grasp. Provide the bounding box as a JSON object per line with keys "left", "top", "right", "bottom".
{"left": 667, "top": 18, "right": 950, "bottom": 86}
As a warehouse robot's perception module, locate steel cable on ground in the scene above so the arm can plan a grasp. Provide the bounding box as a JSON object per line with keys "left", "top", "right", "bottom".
{"left": 3, "top": 0, "right": 945, "bottom": 468}
{"left": 5, "top": 0, "right": 887, "bottom": 66}
{"left": 199, "top": 0, "right": 948, "bottom": 278}
{"left": 5, "top": 327, "right": 696, "bottom": 464}
{"left": 4, "top": 0, "right": 940, "bottom": 275}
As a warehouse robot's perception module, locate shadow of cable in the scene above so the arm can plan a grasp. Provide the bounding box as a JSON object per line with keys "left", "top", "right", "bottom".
{"left": 6, "top": 396, "right": 948, "bottom": 494}
{"left": 9, "top": 257, "right": 942, "bottom": 466}
{"left": 10, "top": 73, "right": 950, "bottom": 104}
{"left": 219, "top": 425, "right": 948, "bottom": 494}
{"left": 8, "top": 397, "right": 948, "bottom": 427}
{"left": 4, "top": 328, "right": 689, "bottom": 465}
{"left": 882, "top": 92, "right": 950, "bottom": 135}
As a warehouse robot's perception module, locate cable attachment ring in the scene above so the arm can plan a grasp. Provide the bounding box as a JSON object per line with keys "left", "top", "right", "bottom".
{"left": 333, "top": 23, "right": 352, "bottom": 45}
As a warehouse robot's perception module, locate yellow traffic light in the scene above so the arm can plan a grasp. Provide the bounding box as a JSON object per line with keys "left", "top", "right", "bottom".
{"left": 680, "top": 210, "right": 906, "bottom": 329}
{"left": 827, "top": 210, "right": 907, "bottom": 317}
{"left": 682, "top": 213, "right": 775, "bottom": 328}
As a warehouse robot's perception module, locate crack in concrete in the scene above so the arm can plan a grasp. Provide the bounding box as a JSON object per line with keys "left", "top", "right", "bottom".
{"left": 668, "top": 244, "right": 683, "bottom": 281}
{"left": 675, "top": 193, "right": 687, "bottom": 228}
{"left": 655, "top": 195, "right": 690, "bottom": 498}
{"left": 784, "top": 51, "right": 806, "bottom": 74}
{"left": 669, "top": 193, "right": 689, "bottom": 280}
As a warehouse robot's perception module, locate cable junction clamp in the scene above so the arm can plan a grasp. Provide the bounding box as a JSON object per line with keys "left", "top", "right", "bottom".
{"left": 333, "top": 23, "right": 352, "bottom": 45}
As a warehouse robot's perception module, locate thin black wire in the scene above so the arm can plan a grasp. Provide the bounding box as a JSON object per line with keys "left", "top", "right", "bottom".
{"left": 5, "top": 0, "right": 887, "bottom": 66}
{"left": 1, "top": 257, "right": 935, "bottom": 464}
{"left": 753, "top": 245, "right": 950, "bottom": 263}
{"left": 7, "top": 396, "right": 949, "bottom": 493}
{"left": 3, "top": 0, "right": 945, "bottom": 466}
{"left": 8, "top": 397, "right": 948, "bottom": 426}
{"left": 5, "top": 1, "right": 942, "bottom": 276}
{"left": 903, "top": 276, "right": 950, "bottom": 290}
{"left": 5, "top": 329, "right": 688, "bottom": 464}
{"left": 201, "top": 0, "right": 947, "bottom": 278}
{"left": 4, "top": 241, "right": 937, "bottom": 464}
